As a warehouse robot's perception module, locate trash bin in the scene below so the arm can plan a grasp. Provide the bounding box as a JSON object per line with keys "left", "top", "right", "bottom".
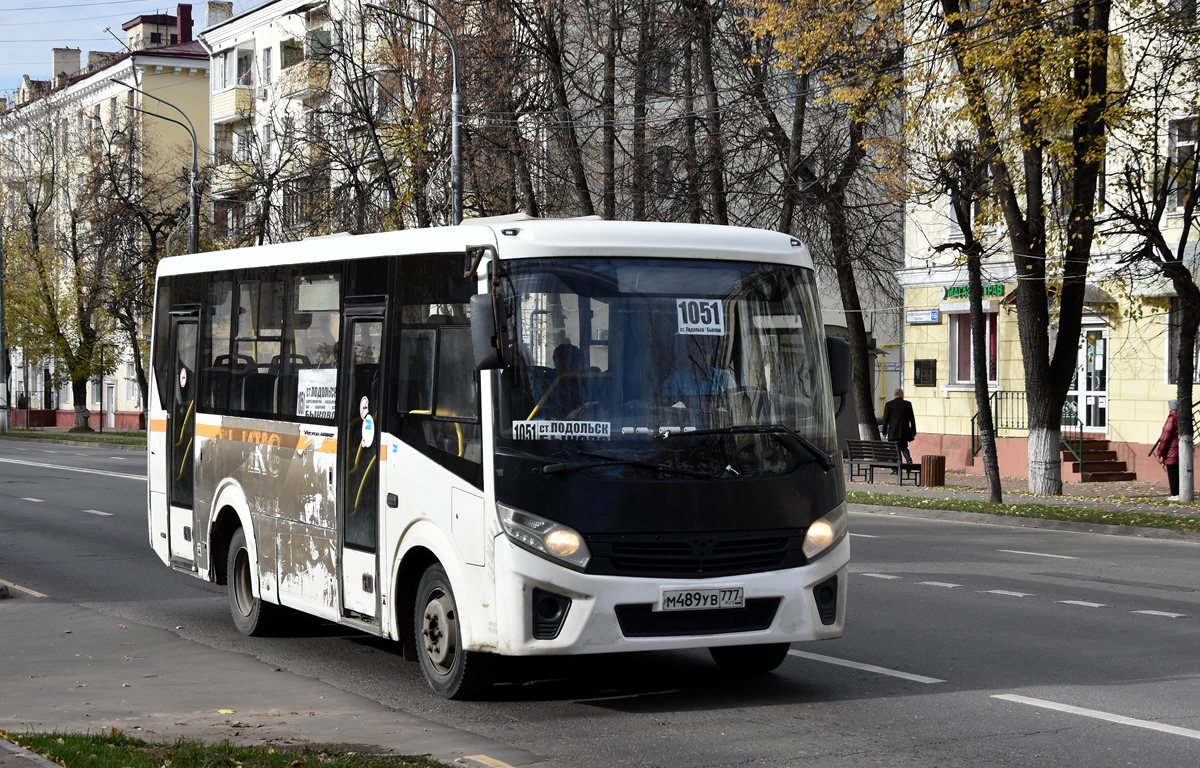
{"left": 920, "top": 455, "right": 946, "bottom": 487}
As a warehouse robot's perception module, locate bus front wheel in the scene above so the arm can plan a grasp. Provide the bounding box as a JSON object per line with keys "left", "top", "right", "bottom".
{"left": 227, "top": 527, "right": 282, "bottom": 636}
{"left": 415, "top": 564, "right": 492, "bottom": 699}
{"left": 709, "top": 642, "right": 790, "bottom": 674}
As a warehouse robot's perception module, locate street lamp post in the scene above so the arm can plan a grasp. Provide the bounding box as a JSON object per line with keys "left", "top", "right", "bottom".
{"left": 365, "top": 1, "right": 462, "bottom": 225}
{"left": 111, "top": 79, "right": 201, "bottom": 253}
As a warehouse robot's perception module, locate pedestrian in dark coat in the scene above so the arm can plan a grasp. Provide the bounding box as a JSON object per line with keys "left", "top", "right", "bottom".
{"left": 1156, "top": 399, "right": 1180, "bottom": 499}
{"left": 882, "top": 388, "right": 917, "bottom": 463}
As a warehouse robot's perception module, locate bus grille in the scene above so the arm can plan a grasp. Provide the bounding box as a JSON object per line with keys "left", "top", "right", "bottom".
{"left": 615, "top": 598, "right": 781, "bottom": 637}
{"left": 587, "top": 531, "right": 805, "bottom": 578}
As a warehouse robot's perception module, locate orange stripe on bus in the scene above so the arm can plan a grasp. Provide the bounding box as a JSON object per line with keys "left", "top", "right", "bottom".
{"left": 149, "top": 419, "right": 167, "bottom": 433}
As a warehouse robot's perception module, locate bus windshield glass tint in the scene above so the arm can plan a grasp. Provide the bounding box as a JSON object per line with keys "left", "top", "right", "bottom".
{"left": 496, "top": 257, "right": 835, "bottom": 477}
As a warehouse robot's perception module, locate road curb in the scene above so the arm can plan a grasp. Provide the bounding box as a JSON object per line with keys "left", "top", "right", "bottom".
{"left": 850, "top": 503, "right": 1200, "bottom": 542}
{"left": 0, "top": 736, "right": 62, "bottom": 768}
{"left": 0, "top": 436, "right": 145, "bottom": 452}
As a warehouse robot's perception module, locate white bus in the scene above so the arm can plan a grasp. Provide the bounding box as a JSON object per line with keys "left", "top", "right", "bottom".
{"left": 147, "top": 218, "right": 850, "bottom": 698}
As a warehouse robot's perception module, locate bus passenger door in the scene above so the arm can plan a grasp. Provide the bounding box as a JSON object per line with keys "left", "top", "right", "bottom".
{"left": 167, "top": 315, "right": 199, "bottom": 568}
{"left": 338, "top": 314, "right": 385, "bottom": 620}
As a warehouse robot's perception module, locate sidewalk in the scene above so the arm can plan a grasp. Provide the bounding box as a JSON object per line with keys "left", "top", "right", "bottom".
{"left": 848, "top": 469, "right": 1200, "bottom": 522}
{"left": 0, "top": 598, "right": 544, "bottom": 767}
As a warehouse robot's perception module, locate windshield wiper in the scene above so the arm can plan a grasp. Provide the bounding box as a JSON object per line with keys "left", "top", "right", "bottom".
{"left": 654, "top": 424, "right": 834, "bottom": 471}
{"left": 542, "top": 451, "right": 718, "bottom": 478}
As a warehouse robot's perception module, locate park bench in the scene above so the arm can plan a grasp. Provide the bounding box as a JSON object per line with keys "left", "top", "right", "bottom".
{"left": 846, "top": 439, "right": 921, "bottom": 486}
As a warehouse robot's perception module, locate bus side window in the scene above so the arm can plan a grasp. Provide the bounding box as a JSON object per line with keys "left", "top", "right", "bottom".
{"left": 394, "top": 253, "right": 481, "bottom": 485}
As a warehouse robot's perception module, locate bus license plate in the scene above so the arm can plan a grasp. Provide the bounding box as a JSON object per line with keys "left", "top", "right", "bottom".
{"left": 658, "top": 587, "right": 744, "bottom": 612}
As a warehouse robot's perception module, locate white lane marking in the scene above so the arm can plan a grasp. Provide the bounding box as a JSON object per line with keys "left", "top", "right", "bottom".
{"left": 0, "top": 578, "right": 48, "bottom": 598}
{"left": 1132, "top": 610, "right": 1188, "bottom": 618}
{"left": 83, "top": 509, "right": 113, "bottom": 516}
{"left": 998, "top": 549, "right": 1078, "bottom": 560}
{"left": 918, "top": 581, "right": 962, "bottom": 588}
{"left": 993, "top": 694, "right": 1200, "bottom": 741}
{"left": 20, "top": 497, "right": 44, "bottom": 503}
{"left": 109, "top": 456, "right": 126, "bottom": 461}
{"left": 984, "top": 590, "right": 1034, "bottom": 597}
{"left": 860, "top": 573, "right": 902, "bottom": 580}
{"left": 849, "top": 533, "right": 878, "bottom": 538}
{"left": 788, "top": 650, "right": 945, "bottom": 684}
{"left": 1059, "top": 600, "right": 1106, "bottom": 608}
{"left": 0, "top": 457, "right": 144, "bottom": 482}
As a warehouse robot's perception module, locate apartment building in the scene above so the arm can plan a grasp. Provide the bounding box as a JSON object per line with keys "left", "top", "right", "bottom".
{"left": 0, "top": 5, "right": 209, "bottom": 429}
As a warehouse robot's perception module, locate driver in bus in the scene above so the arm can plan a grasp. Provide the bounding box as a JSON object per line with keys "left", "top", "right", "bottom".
{"left": 663, "top": 335, "right": 736, "bottom": 397}
{"left": 540, "top": 342, "right": 585, "bottom": 417}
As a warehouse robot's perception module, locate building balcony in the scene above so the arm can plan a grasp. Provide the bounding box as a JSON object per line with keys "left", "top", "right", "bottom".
{"left": 212, "top": 87, "right": 255, "bottom": 124}
{"left": 280, "top": 59, "right": 330, "bottom": 100}
{"left": 211, "top": 160, "right": 252, "bottom": 193}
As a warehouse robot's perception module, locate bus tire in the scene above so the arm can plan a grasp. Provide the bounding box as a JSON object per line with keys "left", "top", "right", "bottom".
{"left": 709, "top": 642, "right": 790, "bottom": 674}
{"left": 415, "top": 564, "right": 492, "bottom": 699}
{"left": 227, "top": 527, "right": 281, "bottom": 636}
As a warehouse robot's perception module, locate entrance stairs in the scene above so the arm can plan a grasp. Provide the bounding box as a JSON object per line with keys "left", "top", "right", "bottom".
{"left": 1062, "top": 438, "right": 1136, "bottom": 482}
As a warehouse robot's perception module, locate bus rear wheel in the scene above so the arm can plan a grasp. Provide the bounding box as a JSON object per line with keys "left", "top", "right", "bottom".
{"left": 415, "top": 564, "right": 492, "bottom": 699}
{"left": 709, "top": 642, "right": 790, "bottom": 674}
{"left": 227, "top": 527, "right": 282, "bottom": 636}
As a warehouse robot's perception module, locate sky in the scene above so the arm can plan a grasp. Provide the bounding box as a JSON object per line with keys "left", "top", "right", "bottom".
{"left": 0, "top": 0, "right": 269, "bottom": 98}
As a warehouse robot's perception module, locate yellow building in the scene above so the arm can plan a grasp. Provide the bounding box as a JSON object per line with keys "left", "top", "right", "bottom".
{"left": 898, "top": 221, "right": 1182, "bottom": 488}
{"left": 0, "top": 4, "right": 209, "bottom": 428}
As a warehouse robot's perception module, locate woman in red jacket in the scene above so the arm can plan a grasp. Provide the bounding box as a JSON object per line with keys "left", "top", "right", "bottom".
{"left": 1155, "top": 399, "right": 1180, "bottom": 500}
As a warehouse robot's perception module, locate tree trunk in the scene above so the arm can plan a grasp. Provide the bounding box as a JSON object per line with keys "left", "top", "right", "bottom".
{"left": 828, "top": 198, "right": 878, "bottom": 440}
{"left": 71, "top": 377, "right": 91, "bottom": 431}
{"left": 967, "top": 245, "right": 1002, "bottom": 503}
{"left": 631, "top": 4, "right": 649, "bottom": 220}
{"left": 692, "top": 0, "right": 728, "bottom": 225}
{"left": 777, "top": 73, "right": 808, "bottom": 234}
{"left": 601, "top": 4, "right": 617, "bottom": 220}
{"left": 1174, "top": 295, "right": 1198, "bottom": 502}
{"left": 682, "top": 41, "right": 702, "bottom": 223}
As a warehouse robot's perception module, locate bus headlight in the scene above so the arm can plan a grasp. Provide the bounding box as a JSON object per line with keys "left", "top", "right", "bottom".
{"left": 803, "top": 503, "right": 848, "bottom": 561}
{"left": 498, "top": 503, "right": 591, "bottom": 570}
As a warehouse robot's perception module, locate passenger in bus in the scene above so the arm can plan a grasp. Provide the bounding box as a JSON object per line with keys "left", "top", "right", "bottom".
{"left": 541, "top": 342, "right": 585, "bottom": 417}
{"left": 663, "top": 336, "right": 736, "bottom": 397}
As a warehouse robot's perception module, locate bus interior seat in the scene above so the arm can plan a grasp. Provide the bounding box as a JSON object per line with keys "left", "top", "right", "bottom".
{"left": 275, "top": 373, "right": 299, "bottom": 415}
{"left": 242, "top": 372, "right": 276, "bottom": 414}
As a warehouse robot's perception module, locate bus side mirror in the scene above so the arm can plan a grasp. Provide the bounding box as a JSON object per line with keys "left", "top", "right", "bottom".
{"left": 470, "top": 293, "right": 509, "bottom": 370}
{"left": 826, "top": 336, "right": 850, "bottom": 397}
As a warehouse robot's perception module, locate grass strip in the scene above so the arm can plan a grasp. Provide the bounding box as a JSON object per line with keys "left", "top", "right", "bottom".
{"left": 846, "top": 491, "right": 1200, "bottom": 534}
{"left": 3, "top": 731, "right": 448, "bottom": 768}
{"left": 2, "top": 429, "right": 145, "bottom": 446}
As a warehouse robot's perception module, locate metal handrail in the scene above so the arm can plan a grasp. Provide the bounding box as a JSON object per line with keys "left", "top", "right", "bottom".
{"left": 970, "top": 390, "right": 1086, "bottom": 473}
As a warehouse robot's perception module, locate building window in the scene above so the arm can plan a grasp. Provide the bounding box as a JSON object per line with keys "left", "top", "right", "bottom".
{"left": 126, "top": 364, "right": 138, "bottom": 401}
{"left": 1170, "top": 0, "right": 1197, "bottom": 23}
{"left": 236, "top": 50, "right": 253, "bottom": 86}
{"left": 914, "top": 359, "right": 937, "bottom": 387}
{"left": 262, "top": 47, "right": 273, "bottom": 85}
{"left": 281, "top": 39, "right": 304, "bottom": 69}
{"left": 948, "top": 312, "right": 998, "bottom": 384}
{"left": 1170, "top": 117, "right": 1197, "bottom": 211}
{"left": 282, "top": 174, "right": 328, "bottom": 228}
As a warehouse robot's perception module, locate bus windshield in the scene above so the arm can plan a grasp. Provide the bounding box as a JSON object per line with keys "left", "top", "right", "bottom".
{"left": 496, "top": 257, "right": 836, "bottom": 477}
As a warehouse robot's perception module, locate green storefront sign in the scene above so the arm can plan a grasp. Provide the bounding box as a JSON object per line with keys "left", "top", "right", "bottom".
{"left": 943, "top": 284, "right": 1005, "bottom": 299}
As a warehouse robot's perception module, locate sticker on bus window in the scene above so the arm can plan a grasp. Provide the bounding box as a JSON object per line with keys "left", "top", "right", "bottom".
{"left": 511, "top": 421, "right": 611, "bottom": 440}
{"left": 362, "top": 415, "right": 376, "bottom": 448}
{"left": 297, "top": 369, "right": 336, "bottom": 420}
{"left": 676, "top": 298, "right": 725, "bottom": 335}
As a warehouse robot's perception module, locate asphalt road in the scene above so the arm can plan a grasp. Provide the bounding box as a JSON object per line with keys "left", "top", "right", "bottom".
{"left": 2, "top": 438, "right": 1198, "bottom": 767}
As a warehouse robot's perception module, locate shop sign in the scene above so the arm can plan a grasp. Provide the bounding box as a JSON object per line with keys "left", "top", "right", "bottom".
{"left": 906, "top": 308, "right": 941, "bottom": 324}
{"left": 943, "top": 284, "right": 1005, "bottom": 299}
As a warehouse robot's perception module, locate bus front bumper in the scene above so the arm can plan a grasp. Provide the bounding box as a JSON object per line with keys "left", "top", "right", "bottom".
{"left": 489, "top": 533, "right": 848, "bottom": 656}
